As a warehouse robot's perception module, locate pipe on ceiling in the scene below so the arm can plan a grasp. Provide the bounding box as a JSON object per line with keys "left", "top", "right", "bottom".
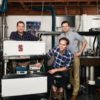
{"left": 32, "top": 5, "right": 56, "bottom": 47}
{"left": 0, "top": 0, "right": 8, "bottom": 13}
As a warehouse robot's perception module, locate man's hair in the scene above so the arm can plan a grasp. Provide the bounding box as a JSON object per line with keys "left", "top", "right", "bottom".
{"left": 59, "top": 37, "right": 69, "bottom": 45}
{"left": 61, "top": 20, "right": 71, "bottom": 27}
{"left": 17, "top": 21, "right": 25, "bottom": 26}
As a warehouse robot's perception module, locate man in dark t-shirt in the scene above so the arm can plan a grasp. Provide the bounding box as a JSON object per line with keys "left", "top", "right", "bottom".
{"left": 9, "top": 21, "right": 41, "bottom": 72}
{"left": 10, "top": 21, "right": 38, "bottom": 41}
{"left": 10, "top": 31, "right": 38, "bottom": 41}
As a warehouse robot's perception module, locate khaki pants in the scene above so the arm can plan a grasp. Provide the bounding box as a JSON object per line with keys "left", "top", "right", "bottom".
{"left": 70, "top": 56, "right": 80, "bottom": 96}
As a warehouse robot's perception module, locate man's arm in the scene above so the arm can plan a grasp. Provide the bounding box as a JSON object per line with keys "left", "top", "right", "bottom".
{"left": 10, "top": 32, "right": 17, "bottom": 40}
{"left": 78, "top": 39, "right": 87, "bottom": 55}
{"left": 34, "top": 59, "right": 44, "bottom": 68}
{"left": 48, "top": 51, "right": 73, "bottom": 74}
{"left": 10, "top": 32, "right": 14, "bottom": 39}
{"left": 47, "top": 47, "right": 56, "bottom": 59}
{"left": 75, "top": 38, "right": 87, "bottom": 57}
{"left": 75, "top": 32, "right": 87, "bottom": 56}
{"left": 48, "top": 67, "right": 67, "bottom": 74}
{"left": 48, "top": 66, "right": 72, "bottom": 74}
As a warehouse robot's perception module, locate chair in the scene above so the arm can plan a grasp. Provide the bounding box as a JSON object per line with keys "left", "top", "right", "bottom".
{"left": 49, "top": 74, "right": 67, "bottom": 100}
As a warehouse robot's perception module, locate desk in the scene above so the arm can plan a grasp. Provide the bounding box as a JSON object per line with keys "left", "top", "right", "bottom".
{"left": 2, "top": 40, "right": 47, "bottom": 98}
{"left": 81, "top": 56, "right": 100, "bottom": 66}
{"left": 80, "top": 56, "right": 100, "bottom": 85}
{"left": 3, "top": 40, "right": 46, "bottom": 75}
{"left": 1, "top": 74, "right": 47, "bottom": 97}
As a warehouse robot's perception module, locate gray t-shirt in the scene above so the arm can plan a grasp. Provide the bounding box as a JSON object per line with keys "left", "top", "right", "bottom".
{"left": 57, "top": 29, "right": 86, "bottom": 54}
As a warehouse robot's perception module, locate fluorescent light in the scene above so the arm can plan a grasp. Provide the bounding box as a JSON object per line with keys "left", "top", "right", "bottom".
{"left": 0, "top": 0, "right": 3, "bottom": 6}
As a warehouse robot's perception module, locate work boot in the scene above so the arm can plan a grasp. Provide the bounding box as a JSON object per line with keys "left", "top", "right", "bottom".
{"left": 58, "top": 92, "right": 63, "bottom": 100}
{"left": 52, "top": 91, "right": 59, "bottom": 99}
{"left": 71, "top": 95, "right": 78, "bottom": 100}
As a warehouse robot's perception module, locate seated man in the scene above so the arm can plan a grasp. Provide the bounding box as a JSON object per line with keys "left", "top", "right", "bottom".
{"left": 47, "top": 37, "right": 73, "bottom": 99}
{"left": 9, "top": 21, "right": 41, "bottom": 73}
{"left": 10, "top": 21, "right": 39, "bottom": 41}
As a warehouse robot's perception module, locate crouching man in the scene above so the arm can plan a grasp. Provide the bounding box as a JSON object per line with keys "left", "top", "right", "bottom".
{"left": 47, "top": 37, "right": 73, "bottom": 99}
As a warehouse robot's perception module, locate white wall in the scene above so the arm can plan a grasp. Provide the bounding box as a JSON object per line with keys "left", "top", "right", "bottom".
{"left": 75, "top": 14, "right": 100, "bottom": 31}
{"left": 7, "top": 15, "right": 52, "bottom": 37}
{"left": 7, "top": 15, "right": 52, "bottom": 51}
{"left": 82, "top": 15, "right": 100, "bottom": 31}
{"left": 6, "top": 15, "right": 100, "bottom": 35}
{"left": 6, "top": 15, "right": 100, "bottom": 51}
{"left": 75, "top": 15, "right": 100, "bottom": 50}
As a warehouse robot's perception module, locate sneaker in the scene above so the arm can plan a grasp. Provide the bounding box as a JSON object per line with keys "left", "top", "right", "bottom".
{"left": 71, "top": 95, "right": 78, "bottom": 100}
{"left": 52, "top": 91, "right": 59, "bottom": 99}
{"left": 58, "top": 92, "right": 63, "bottom": 100}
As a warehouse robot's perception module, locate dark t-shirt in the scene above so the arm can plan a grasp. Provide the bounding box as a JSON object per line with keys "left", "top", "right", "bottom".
{"left": 10, "top": 31, "right": 39, "bottom": 41}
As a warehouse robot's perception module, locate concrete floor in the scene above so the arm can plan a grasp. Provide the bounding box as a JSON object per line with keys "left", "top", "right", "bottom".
{"left": 0, "top": 87, "right": 99, "bottom": 100}
{"left": 0, "top": 94, "right": 99, "bottom": 100}
{"left": 0, "top": 78, "right": 99, "bottom": 100}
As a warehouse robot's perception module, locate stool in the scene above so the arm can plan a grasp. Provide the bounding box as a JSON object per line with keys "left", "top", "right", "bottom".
{"left": 49, "top": 75, "right": 67, "bottom": 100}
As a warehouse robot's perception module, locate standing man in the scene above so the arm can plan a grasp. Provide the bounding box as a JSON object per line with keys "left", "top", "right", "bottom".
{"left": 58, "top": 21, "right": 87, "bottom": 100}
{"left": 10, "top": 21, "right": 39, "bottom": 41}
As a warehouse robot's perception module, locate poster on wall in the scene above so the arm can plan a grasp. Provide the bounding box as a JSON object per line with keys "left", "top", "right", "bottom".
{"left": 26, "top": 21, "right": 41, "bottom": 36}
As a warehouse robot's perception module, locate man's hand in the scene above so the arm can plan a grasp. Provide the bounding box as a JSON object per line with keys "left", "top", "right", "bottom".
{"left": 34, "top": 63, "right": 42, "bottom": 68}
{"left": 48, "top": 69, "right": 57, "bottom": 74}
{"left": 74, "top": 51, "right": 82, "bottom": 57}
